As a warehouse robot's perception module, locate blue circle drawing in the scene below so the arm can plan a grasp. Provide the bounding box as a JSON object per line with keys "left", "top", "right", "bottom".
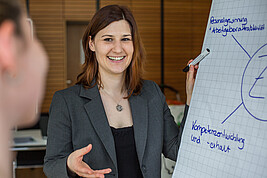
{"left": 241, "top": 44, "right": 267, "bottom": 121}
{"left": 222, "top": 35, "right": 267, "bottom": 124}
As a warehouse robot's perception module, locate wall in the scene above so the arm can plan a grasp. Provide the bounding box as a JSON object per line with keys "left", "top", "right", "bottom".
{"left": 164, "top": 0, "right": 212, "bottom": 102}
{"left": 25, "top": 0, "right": 211, "bottom": 112}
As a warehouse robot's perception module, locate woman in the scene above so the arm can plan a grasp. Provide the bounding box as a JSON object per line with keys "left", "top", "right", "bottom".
{"left": 44, "top": 5, "right": 197, "bottom": 178}
{"left": 0, "top": 0, "right": 48, "bottom": 177}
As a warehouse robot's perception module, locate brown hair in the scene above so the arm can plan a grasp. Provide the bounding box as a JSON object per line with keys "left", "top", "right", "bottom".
{"left": 76, "top": 4, "right": 146, "bottom": 97}
{"left": 0, "top": 0, "right": 23, "bottom": 36}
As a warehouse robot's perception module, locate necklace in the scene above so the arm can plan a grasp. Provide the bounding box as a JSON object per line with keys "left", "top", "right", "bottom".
{"left": 101, "top": 89, "right": 125, "bottom": 112}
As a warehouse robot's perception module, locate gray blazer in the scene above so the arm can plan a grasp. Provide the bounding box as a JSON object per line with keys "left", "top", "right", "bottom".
{"left": 43, "top": 80, "right": 188, "bottom": 178}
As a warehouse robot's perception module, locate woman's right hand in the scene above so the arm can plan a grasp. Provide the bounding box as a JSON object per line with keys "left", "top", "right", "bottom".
{"left": 67, "top": 144, "right": 112, "bottom": 178}
{"left": 186, "top": 59, "right": 199, "bottom": 106}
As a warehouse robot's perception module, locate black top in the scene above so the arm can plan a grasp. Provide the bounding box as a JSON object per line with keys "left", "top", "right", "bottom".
{"left": 111, "top": 126, "right": 143, "bottom": 178}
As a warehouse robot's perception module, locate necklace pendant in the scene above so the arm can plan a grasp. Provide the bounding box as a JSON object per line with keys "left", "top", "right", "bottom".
{"left": 116, "top": 104, "right": 123, "bottom": 112}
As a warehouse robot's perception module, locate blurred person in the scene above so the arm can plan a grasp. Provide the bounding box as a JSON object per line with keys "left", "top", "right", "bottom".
{"left": 0, "top": 0, "right": 48, "bottom": 177}
{"left": 44, "top": 4, "right": 197, "bottom": 178}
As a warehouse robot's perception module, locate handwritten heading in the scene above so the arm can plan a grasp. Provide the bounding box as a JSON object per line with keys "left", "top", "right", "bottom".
{"left": 209, "top": 16, "right": 265, "bottom": 37}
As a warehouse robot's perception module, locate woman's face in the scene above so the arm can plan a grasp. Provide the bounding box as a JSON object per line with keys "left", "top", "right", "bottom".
{"left": 89, "top": 20, "right": 134, "bottom": 77}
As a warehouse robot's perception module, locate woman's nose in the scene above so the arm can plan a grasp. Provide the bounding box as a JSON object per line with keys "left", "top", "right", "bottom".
{"left": 112, "top": 41, "right": 123, "bottom": 53}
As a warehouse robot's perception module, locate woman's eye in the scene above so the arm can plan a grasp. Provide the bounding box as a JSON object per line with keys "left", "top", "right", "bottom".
{"left": 104, "top": 38, "right": 113, "bottom": 42}
{"left": 122, "top": 38, "right": 131, "bottom": 41}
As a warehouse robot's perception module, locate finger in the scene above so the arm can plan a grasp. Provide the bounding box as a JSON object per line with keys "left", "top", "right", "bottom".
{"left": 83, "top": 173, "right": 105, "bottom": 178}
{"left": 76, "top": 168, "right": 98, "bottom": 178}
{"left": 77, "top": 161, "right": 94, "bottom": 174}
{"left": 188, "top": 65, "right": 194, "bottom": 80}
{"left": 73, "top": 161, "right": 94, "bottom": 176}
{"left": 96, "top": 174, "right": 105, "bottom": 178}
{"left": 77, "top": 144, "right": 92, "bottom": 157}
{"left": 77, "top": 172, "right": 104, "bottom": 178}
{"left": 76, "top": 167, "right": 94, "bottom": 175}
{"left": 187, "top": 59, "right": 193, "bottom": 65}
{"left": 81, "top": 168, "right": 111, "bottom": 178}
{"left": 92, "top": 173, "right": 105, "bottom": 178}
{"left": 76, "top": 172, "right": 91, "bottom": 178}
{"left": 94, "top": 168, "right": 112, "bottom": 174}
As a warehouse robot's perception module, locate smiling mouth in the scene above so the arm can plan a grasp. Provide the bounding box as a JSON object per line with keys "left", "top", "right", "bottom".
{"left": 107, "top": 56, "right": 126, "bottom": 61}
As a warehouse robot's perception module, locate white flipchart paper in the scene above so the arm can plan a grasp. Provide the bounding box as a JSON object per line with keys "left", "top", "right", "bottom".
{"left": 173, "top": 0, "right": 267, "bottom": 177}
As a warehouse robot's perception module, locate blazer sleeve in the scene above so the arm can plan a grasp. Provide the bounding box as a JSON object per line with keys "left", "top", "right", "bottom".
{"left": 43, "top": 91, "right": 77, "bottom": 178}
{"left": 152, "top": 82, "right": 189, "bottom": 161}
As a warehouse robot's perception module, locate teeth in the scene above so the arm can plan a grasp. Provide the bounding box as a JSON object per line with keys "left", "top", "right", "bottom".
{"left": 108, "top": 56, "right": 124, "bottom": 61}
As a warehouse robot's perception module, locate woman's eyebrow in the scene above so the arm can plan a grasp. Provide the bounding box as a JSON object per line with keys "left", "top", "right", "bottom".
{"left": 101, "top": 34, "right": 131, "bottom": 38}
{"left": 101, "top": 34, "right": 113, "bottom": 38}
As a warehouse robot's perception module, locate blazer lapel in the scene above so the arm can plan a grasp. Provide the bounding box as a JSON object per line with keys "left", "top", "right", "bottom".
{"left": 80, "top": 85, "right": 117, "bottom": 168}
{"left": 129, "top": 94, "right": 148, "bottom": 165}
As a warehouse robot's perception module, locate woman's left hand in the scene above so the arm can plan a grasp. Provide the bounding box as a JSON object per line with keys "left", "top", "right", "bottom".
{"left": 186, "top": 59, "right": 198, "bottom": 105}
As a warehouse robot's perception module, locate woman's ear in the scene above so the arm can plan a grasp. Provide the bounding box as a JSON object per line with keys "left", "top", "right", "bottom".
{"left": 0, "top": 21, "right": 16, "bottom": 72}
{"left": 88, "top": 36, "right": 95, "bottom": 52}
